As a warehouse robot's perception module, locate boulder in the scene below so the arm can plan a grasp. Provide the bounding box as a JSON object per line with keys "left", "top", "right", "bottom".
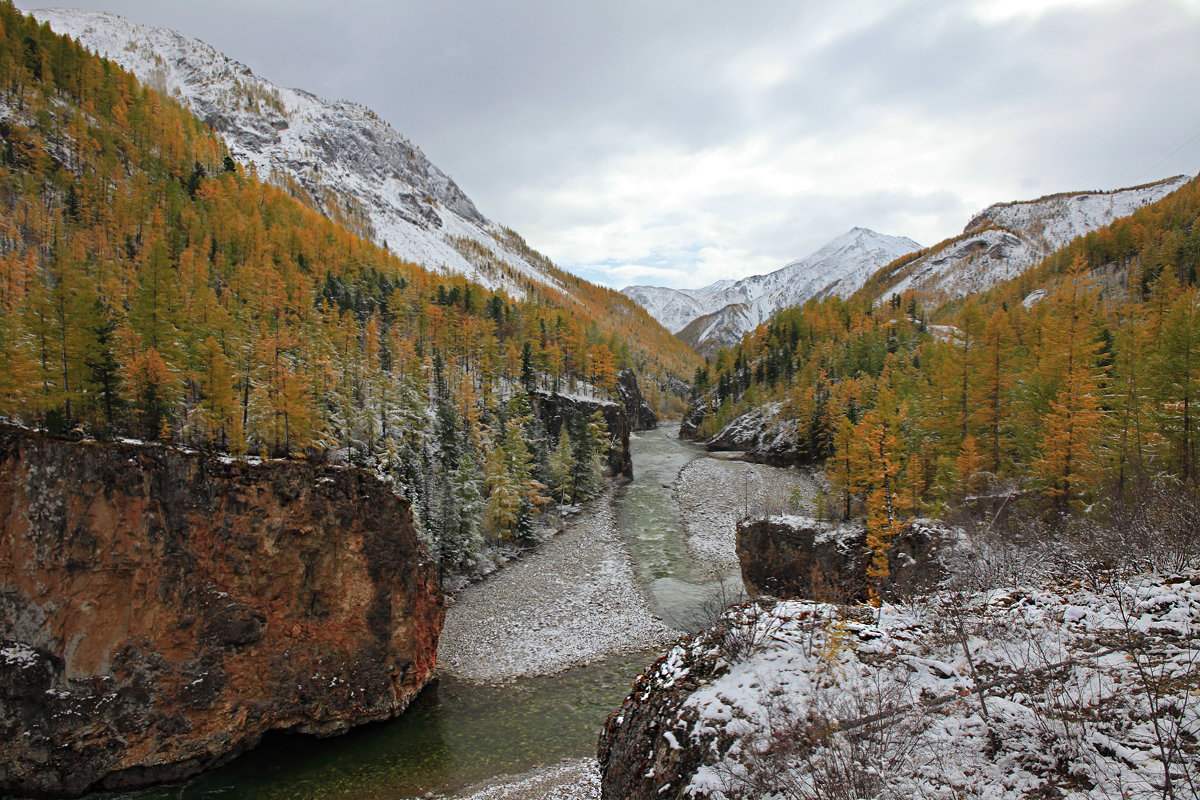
{"left": 736, "top": 515, "right": 869, "bottom": 602}
{"left": 0, "top": 427, "right": 443, "bottom": 797}
{"left": 736, "top": 515, "right": 955, "bottom": 602}
{"left": 705, "top": 403, "right": 805, "bottom": 466}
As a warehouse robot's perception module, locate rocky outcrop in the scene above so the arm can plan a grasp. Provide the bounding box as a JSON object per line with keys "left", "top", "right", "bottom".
{"left": 0, "top": 427, "right": 443, "bottom": 798}
{"left": 678, "top": 401, "right": 809, "bottom": 466}
{"left": 616, "top": 369, "right": 657, "bottom": 431}
{"left": 598, "top": 617, "right": 734, "bottom": 800}
{"left": 736, "top": 516, "right": 954, "bottom": 602}
{"left": 530, "top": 392, "right": 633, "bottom": 478}
{"left": 677, "top": 397, "right": 711, "bottom": 441}
{"left": 704, "top": 403, "right": 807, "bottom": 466}
{"left": 737, "top": 516, "right": 868, "bottom": 602}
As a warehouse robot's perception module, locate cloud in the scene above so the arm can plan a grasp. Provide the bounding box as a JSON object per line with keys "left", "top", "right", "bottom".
{"left": 27, "top": 0, "right": 1200, "bottom": 289}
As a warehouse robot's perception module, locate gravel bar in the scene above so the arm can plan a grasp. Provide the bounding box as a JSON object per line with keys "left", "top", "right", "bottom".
{"left": 437, "top": 486, "right": 678, "bottom": 683}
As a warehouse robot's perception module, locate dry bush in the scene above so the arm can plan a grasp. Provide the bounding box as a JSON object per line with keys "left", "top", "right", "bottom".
{"left": 725, "top": 669, "right": 938, "bottom": 800}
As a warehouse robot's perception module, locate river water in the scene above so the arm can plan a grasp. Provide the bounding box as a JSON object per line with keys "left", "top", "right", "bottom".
{"left": 98, "top": 428, "right": 737, "bottom": 800}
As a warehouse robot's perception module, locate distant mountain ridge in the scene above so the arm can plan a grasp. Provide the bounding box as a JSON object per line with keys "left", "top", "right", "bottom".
{"left": 624, "top": 176, "right": 1190, "bottom": 356}
{"left": 32, "top": 7, "right": 566, "bottom": 299}
{"left": 865, "top": 175, "right": 1191, "bottom": 303}
{"left": 623, "top": 227, "right": 921, "bottom": 354}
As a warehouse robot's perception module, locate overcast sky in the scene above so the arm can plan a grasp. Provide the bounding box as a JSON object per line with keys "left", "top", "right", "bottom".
{"left": 26, "top": 0, "right": 1200, "bottom": 289}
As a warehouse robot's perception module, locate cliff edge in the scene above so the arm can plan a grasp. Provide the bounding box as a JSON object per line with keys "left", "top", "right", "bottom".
{"left": 0, "top": 426, "right": 443, "bottom": 797}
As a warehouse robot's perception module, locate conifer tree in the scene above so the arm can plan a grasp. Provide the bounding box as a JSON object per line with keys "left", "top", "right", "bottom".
{"left": 548, "top": 426, "right": 576, "bottom": 504}
{"left": 973, "top": 309, "right": 1016, "bottom": 474}
{"left": 1151, "top": 285, "right": 1200, "bottom": 484}
{"left": 1031, "top": 257, "right": 1107, "bottom": 509}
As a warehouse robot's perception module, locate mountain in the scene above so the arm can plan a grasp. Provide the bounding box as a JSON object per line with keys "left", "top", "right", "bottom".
{"left": 619, "top": 286, "right": 713, "bottom": 336}
{"left": 31, "top": 7, "right": 565, "bottom": 299}
{"left": 862, "top": 175, "right": 1191, "bottom": 303}
{"left": 0, "top": 2, "right": 704, "bottom": 581}
{"left": 623, "top": 227, "right": 921, "bottom": 355}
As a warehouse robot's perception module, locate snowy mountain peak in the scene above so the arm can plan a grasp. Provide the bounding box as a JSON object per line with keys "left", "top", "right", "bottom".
{"left": 622, "top": 228, "right": 921, "bottom": 354}
{"left": 32, "top": 7, "right": 562, "bottom": 298}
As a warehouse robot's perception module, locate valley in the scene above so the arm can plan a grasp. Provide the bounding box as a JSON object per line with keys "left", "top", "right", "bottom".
{"left": 57, "top": 428, "right": 814, "bottom": 800}
{"left": 2, "top": 3, "right": 1199, "bottom": 799}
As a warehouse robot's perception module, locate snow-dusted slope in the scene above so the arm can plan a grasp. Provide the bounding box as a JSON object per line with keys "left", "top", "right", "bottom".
{"left": 32, "top": 7, "right": 562, "bottom": 298}
{"left": 880, "top": 176, "right": 1191, "bottom": 301}
{"left": 624, "top": 228, "right": 920, "bottom": 352}
{"left": 618, "top": 286, "right": 712, "bottom": 336}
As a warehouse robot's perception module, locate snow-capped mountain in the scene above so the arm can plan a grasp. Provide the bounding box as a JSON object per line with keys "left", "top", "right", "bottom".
{"left": 33, "top": 8, "right": 563, "bottom": 298}
{"left": 623, "top": 227, "right": 921, "bottom": 353}
{"left": 619, "top": 286, "right": 713, "bottom": 337}
{"left": 877, "top": 176, "right": 1191, "bottom": 302}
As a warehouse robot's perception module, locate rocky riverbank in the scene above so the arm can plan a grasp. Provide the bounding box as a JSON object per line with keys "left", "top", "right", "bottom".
{"left": 436, "top": 435, "right": 819, "bottom": 799}
{"left": 674, "top": 455, "right": 817, "bottom": 576}
{"left": 437, "top": 487, "right": 677, "bottom": 683}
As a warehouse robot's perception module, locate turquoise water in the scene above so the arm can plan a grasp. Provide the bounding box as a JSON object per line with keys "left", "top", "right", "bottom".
{"left": 97, "top": 428, "right": 731, "bottom": 800}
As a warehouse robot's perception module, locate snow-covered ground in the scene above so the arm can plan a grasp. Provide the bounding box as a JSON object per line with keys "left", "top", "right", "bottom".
{"left": 437, "top": 487, "right": 678, "bottom": 682}
{"left": 637, "top": 573, "right": 1200, "bottom": 799}
{"left": 674, "top": 456, "right": 817, "bottom": 575}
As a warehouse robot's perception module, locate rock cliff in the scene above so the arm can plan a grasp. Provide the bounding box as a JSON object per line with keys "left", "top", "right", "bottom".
{"left": 736, "top": 515, "right": 954, "bottom": 602}
{"left": 530, "top": 392, "right": 633, "bottom": 478}
{"left": 616, "top": 370, "right": 657, "bottom": 431}
{"left": 0, "top": 427, "right": 443, "bottom": 797}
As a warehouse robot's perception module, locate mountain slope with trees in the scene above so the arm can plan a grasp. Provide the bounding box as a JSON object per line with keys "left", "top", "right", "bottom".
{"left": 684, "top": 171, "right": 1200, "bottom": 591}
{"left": 860, "top": 175, "right": 1189, "bottom": 305}
{"left": 30, "top": 7, "right": 554, "bottom": 299}
{"left": 0, "top": 3, "right": 696, "bottom": 575}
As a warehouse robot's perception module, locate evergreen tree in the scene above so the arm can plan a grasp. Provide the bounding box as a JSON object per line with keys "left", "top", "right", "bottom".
{"left": 548, "top": 426, "right": 576, "bottom": 504}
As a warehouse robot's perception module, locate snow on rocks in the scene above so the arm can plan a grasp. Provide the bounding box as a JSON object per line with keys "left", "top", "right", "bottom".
{"left": 599, "top": 572, "right": 1200, "bottom": 799}
{"left": 437, "top": 488, "right": 677, "bottom": 682}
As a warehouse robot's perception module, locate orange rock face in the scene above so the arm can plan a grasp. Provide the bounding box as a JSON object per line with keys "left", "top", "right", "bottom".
{"left": 0, "top": 427, "right": 443, "bottom": 797}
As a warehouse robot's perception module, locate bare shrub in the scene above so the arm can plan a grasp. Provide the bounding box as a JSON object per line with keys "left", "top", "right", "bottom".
{"left": 711, "top": 600, "right": 786, "bottom": 663}
{"left": 1088, "top": 480, "right": 1200, "bottom": 574}
{"left": 727, "top": 668, "right": 937, "bottom": 800}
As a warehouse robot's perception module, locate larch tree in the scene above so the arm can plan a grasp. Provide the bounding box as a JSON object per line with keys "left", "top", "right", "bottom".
{"left": 1031, "top": 256, "right": 1107, "bottom": 510}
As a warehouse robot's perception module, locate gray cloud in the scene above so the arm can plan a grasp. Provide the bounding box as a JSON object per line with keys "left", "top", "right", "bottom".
{"left": 26, "top": 0, "right": 1200, "bottom": 288}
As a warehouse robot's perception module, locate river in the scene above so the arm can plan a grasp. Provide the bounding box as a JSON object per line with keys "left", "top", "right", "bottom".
{"left": 96, "top": 428, "right": 804, "bottom": 800}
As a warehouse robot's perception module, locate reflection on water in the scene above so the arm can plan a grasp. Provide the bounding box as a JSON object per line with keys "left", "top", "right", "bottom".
{"left": 97, "top": 427, "right": 742, "bottom": 800}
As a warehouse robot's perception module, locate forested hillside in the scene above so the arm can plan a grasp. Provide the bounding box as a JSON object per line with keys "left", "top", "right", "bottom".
{"left": 687, "top": 173, "right": 1200, "bottom": 592}
{"left": 0, "top": 4, "right": 697, "bottom": 572}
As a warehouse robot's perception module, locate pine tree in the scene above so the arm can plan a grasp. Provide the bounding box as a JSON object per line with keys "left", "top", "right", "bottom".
{"left": 955, "top": 435, "right": 986, "bottom": 496}
{"left": 852, "top": 392, "right": 911, "bottom": 595}
{"left": 1151, "top": 285, "right": 1200, "bottom": 484}
{"left": 973, "top": 309, "right": 1016, "bottom": 474}
{"left": 442, "top": 450, "right": 484, "bottom": 571}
